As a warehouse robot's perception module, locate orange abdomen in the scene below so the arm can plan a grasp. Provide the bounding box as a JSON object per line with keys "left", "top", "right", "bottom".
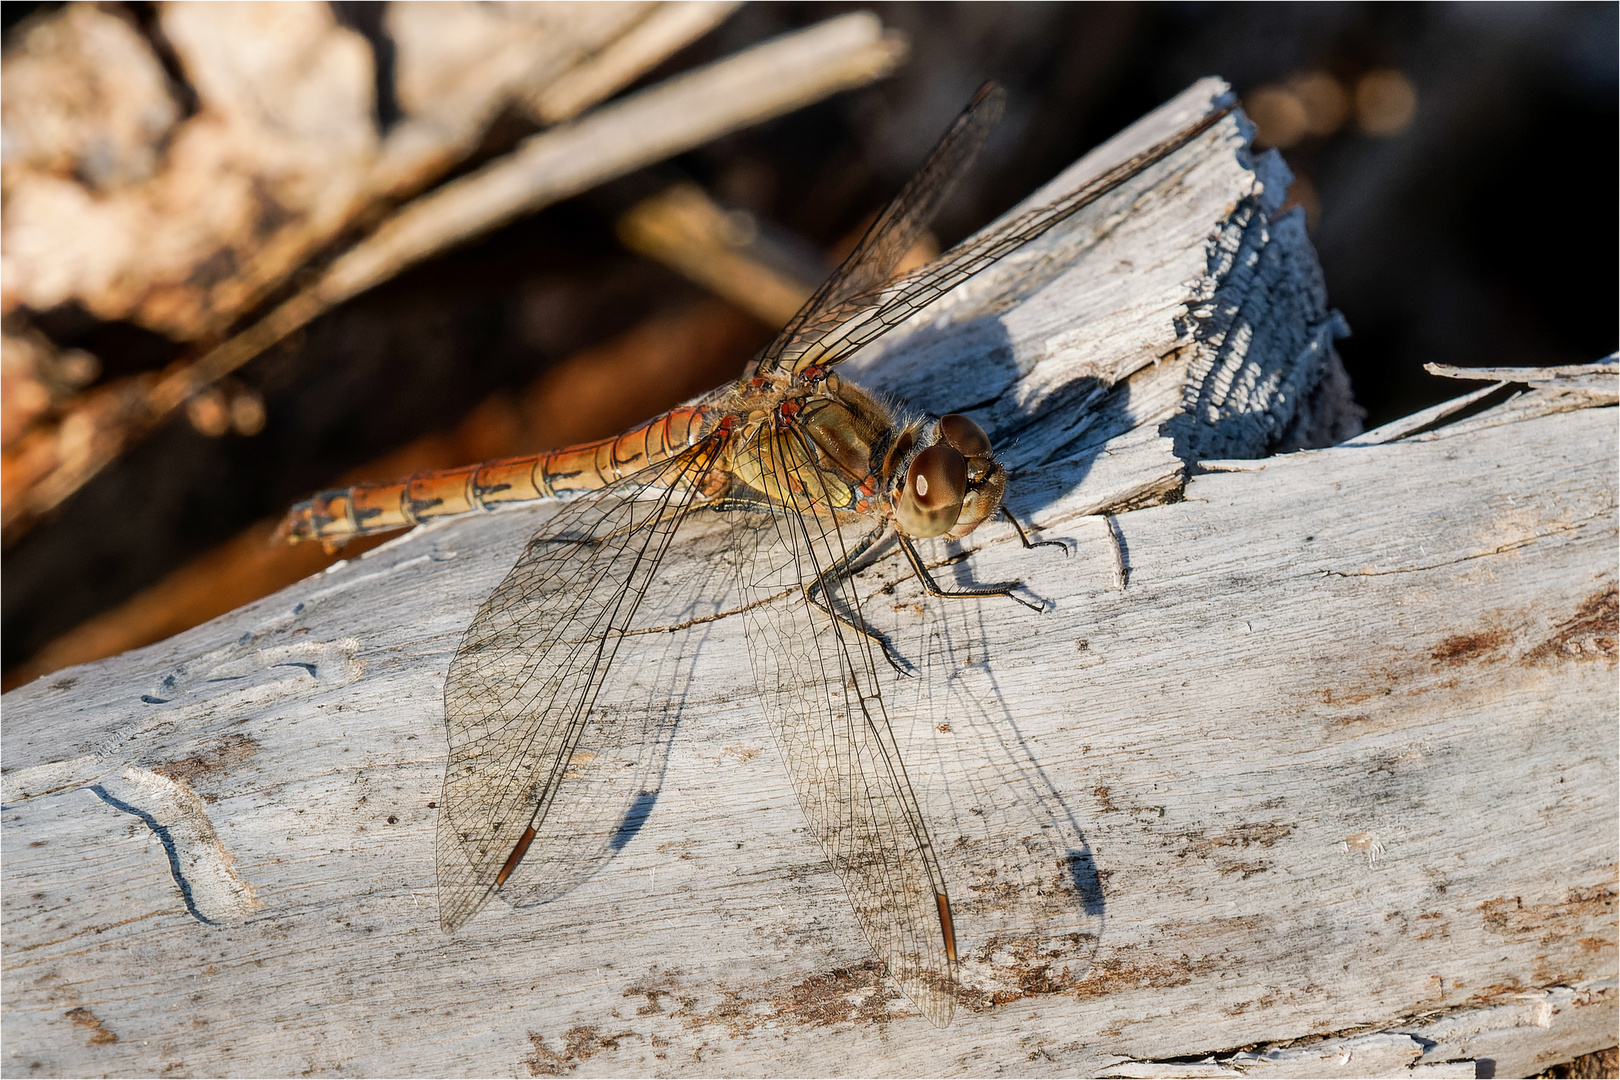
{"left": 283, "top": 406, "right": 719, "bottom": 543}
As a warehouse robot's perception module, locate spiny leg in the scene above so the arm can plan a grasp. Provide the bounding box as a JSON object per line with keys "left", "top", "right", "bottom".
{"left": 708, "top": 499, "right": 911, "bottom": 674}
{"left": 898, "top": 534, "right": 1043, "bottom": 612}
{"left": 1002, "top": 506, "right": 1067, "bottom": 553}
{"left": 801, "top": 524, "right": 916, "bottom": 675}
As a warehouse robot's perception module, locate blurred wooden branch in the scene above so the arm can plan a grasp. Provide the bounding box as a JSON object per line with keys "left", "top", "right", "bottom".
{"left": 523, "top": 1, "right": 744, "bottom": 125}
{"left": 0, "top": 5, "right": 903, "bottom": 542}
{"left": 3, "top": 80, "right": 1613, "bottom": 1078}
{"left": 617, "top": 183, "right": 823, "bottom": 326}
{"left": 615, "top": 180, "right": 940, "bottom": 328}
{"left": 311, "top": 12, "right": 902, "bottom": 308}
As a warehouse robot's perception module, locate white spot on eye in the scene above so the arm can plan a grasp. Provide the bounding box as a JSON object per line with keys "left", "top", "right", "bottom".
{"left": 915, "top": 474, "right": 929, "bottom": 497}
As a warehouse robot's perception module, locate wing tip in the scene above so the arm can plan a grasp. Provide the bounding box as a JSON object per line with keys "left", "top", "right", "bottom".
{"left": 436, "top": 880, "right": 492, "bottom": 934}
{"left": 905, "top": 980, "right": 955, "bottom": 1028}
{"left": 438, "top": 900, "right": 474, "bottom": 934}
{"left": 895, "top": 955, "right": 958, "bottom": 1028}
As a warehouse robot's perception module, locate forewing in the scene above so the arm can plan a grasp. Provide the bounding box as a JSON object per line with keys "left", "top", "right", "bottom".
{"left": 768, "top": 101, "right": 1235, "bottom": 377}
{"left": 731, "top": 427, "right": 957, "bottom": 1026}
{"left": 436, "top": 435, "right": 727, "bottom": 932}
{"left": 752, "top": 83, "right": 1006, "bottom": 378}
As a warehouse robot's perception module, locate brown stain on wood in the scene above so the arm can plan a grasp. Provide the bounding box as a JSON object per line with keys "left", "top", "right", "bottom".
{"left": 153, "top": 733, "right": 260, "bottom": 799}
{"left": 1428, "top": 587, "right": 1617, "bottom": 670}
{"left": 1221, "top": 986, "right": 1284, "bottom": 1017}
{"left": 1068, "top": 952, "right": 1220, "bottom": 998}
{"left": 1430, "top": 626, "right": 1510, "bottom": 666}
{"left": 1179, "top": 822, "right": 1294, "bottom": 850}
{"left": 1479, "top": 883, "right": 1618, "bottom": 948}
{"left": 620, "top": 962, "right": 897, "bottom": 1036}
{"left": 1466, "top": 977, "right": 1533, "bottom": 1006}
{"left": 1327, "top": 713, "right": 1375, "bottom": 730}
{"left": 958, "top": 930, "right": 1097, "bottom": 1009}
{"left": 621, "top": 977, "right": 697, "bottom": 1020}
{"left": 1319, "top": 586, "right": 1618, "bottom": 735}
{"left": 1318, "top": 687, "right": 1381, "bottom": 707}
{"left": 1412, "top": 911, "right": 1451, "bottom": 942}
{"left": 619, "top": 918, "right": 1105, "bottom": 1029}
{"left": 1447, "top": 884, "right": 1620, "bottom": 1006}
{"left": 1172, "top": 822, "right": 1293, "bottom": 877}
{"left": 763, "top": 962, "right": 892, "bottom": 1030}
{"left": 1524, "top": 585, "right": 1618, "bottom": 665}
{"left": 522, "top": 1025, "right": 633, "bottom": 1077}
{"left": 1215, "top": 860, "right": 1271, "bottom": 878}
{"left": 64, "top": 1006, "right": 116, "bottom": 1045}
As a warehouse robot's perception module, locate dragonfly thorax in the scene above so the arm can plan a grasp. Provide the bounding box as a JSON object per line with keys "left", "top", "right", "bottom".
{"left": 725, "top": 374, "right": 1004, "bottom": 543}
{"left": 791, "top": 377, "right": 1008, "bottom": 541}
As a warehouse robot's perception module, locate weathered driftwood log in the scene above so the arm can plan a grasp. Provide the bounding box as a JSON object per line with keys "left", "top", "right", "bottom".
{"left": 2, "top": 80, "right": 1614, "bottom": 1079}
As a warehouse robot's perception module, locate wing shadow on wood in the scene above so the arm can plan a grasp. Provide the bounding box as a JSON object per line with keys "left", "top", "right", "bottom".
{"left": 889, "top": 592, "right": 1107, "bottom": 1008}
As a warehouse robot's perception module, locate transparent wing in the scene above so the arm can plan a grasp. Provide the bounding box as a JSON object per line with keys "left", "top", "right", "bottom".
{"left": 766, "top": 101, "right": 1235, "bottom": 378}
{"left": 730, "top": 425, "right": 957, "bottom": 1027}
{"left": 904, "top": 602, "right": 1106, "bottom": 1002}
{"left": 436, "top": 435, "right": 728, "bottom": 932}
{"left": 752, "top": 83, "right": 1006, "bottom": 378}
{"left": 498, "top": 512, "right": 740, "bottom": 911}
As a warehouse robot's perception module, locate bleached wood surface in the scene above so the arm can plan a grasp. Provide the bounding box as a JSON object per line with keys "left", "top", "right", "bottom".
{"left": 3, "top": 81, "right": 1615, "bottom": 1079}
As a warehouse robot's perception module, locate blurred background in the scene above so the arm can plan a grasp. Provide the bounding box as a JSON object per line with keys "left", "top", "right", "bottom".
{"left": 2, "top": 1, "right": 1615, "bottom": 689}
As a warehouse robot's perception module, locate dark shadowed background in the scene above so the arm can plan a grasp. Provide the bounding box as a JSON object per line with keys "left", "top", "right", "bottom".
{"left": 2, "top": 1, "right": 1615, "bottom": 684}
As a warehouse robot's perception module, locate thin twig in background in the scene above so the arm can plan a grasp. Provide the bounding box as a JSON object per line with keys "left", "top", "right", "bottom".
{"left": 1, "top": 9, "right": 905, "bottom": 542}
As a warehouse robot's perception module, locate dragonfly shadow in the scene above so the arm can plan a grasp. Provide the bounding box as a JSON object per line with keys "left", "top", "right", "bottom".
{"left": 609, "top": 790, "right": 660, "bottom": 853}
{"left": 856, "top": 313, "right": 1023, "bottom": 421}
{"left": 892, "top": 588, "right": 1109, "bottom": 999}
{"left": 857, "top": 309, "right": 1137, "bottom": 527}
{"left": 1065, "top": 847, "right": 1107, "bottom": 918}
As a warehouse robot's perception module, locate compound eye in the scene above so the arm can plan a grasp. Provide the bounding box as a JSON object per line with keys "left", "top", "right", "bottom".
{"left": 938, "top": 414, "right": 991, "bottom": 459}
{"left": 896, "top": 444, "right": 967, "bottom": 538}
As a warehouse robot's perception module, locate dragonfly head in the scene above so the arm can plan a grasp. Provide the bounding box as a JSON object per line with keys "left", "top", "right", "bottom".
{"left": 892, "top": 413, "right": 1006, "bottom": 540}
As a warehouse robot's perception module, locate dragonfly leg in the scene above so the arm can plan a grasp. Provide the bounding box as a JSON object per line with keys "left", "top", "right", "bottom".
{"left": 898, "top": 534, "right": 1042, "bottom": 612}
{"left": 1002, "top": 506, "right": 1067, "bottom": 553}
{"left": 802, "top": 525, "right": 914, "bottom": 676}
{"left": 707, "top": 499, "right": 911, "bottom": 674}
{"left": 706, "top": 496, "right": 777, "bottom": 514}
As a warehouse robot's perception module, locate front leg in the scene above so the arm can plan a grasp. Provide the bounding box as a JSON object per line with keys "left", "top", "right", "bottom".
{"left": 711, "top": 499, "right": 910, "bottom": 673}
{"left": 1002, "top": 506, "right": 1068, "bottom": 552}
{"left": 801, "top": 524, "right": 915, "bottom": 675}
{"left": 897, "top": 534, "right": 1043, "bottom": 612}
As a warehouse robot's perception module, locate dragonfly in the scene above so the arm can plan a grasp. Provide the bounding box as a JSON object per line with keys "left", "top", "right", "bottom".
{"left": 283, "top": 85, "right": 1231, "bottom": 1027}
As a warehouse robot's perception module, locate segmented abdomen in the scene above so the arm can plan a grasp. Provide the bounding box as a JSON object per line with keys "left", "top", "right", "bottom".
{"left": 283, "top": 406, "right": 720, "bottom": 543}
